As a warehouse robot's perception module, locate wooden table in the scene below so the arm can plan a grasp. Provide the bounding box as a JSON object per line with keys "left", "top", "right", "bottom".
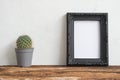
{"left": 0, "top": 66, "right": 120, "bottom": 80}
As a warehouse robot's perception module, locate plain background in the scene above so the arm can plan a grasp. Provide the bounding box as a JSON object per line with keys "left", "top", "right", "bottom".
{"left": 0, "top": 0, "right": 119, "bottom": 65}
{"left": 74, "top": 21, "right": 100, "bottom": 59}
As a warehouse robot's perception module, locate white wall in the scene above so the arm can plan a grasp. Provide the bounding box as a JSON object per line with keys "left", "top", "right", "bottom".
{"left": 0, "top": 0, "right": 120, "bottom": 65}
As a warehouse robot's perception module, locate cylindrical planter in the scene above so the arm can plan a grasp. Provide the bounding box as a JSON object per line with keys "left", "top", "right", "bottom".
{"left": 15, "top": 48, "right": 34, "bottom": 67}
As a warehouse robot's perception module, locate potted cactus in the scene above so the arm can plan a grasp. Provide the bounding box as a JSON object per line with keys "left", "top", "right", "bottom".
{"left": 15, "top": 35, "right": 34, "bottom": 67}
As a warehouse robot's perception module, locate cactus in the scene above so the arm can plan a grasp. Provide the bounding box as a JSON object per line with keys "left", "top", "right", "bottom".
{"left": 16, "top": 35, "right": 32, "bottom": 49}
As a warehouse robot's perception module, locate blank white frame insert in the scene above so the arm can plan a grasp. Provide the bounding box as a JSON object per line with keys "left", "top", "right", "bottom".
{"left": 74, "top": 21, "right": 100, "bottom": 59}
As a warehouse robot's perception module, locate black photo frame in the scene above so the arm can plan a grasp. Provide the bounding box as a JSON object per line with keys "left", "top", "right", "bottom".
{"left": 67, "top": 13, "right": 108, "bottom": 66}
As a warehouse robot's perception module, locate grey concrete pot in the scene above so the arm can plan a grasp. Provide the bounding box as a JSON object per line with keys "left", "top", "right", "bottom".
{"left": 15, "top": 48, "right": 34, "bottom": 67}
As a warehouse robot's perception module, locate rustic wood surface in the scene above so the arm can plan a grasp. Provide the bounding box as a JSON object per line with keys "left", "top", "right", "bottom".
{"left": 0, "top": 66, "right": 120, "bottom": 80}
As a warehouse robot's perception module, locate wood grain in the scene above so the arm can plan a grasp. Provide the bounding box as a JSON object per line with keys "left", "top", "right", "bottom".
{"left": 0, "top": 66, "right": 120, "bottom": 80}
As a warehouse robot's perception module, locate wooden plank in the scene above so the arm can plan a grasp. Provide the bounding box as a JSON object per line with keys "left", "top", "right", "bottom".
{"left": 0, "top": 66, "right": 120, "bottom": 80}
